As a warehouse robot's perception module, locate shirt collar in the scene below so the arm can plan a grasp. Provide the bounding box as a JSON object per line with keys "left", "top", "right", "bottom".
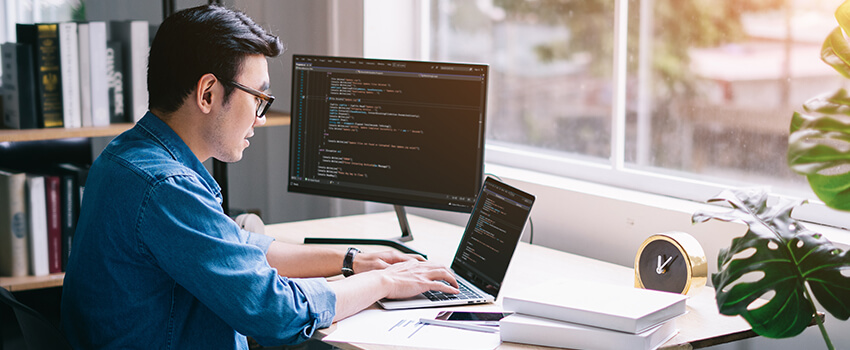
{"left": 135, "top": 112, "right": 222, "bottom": 199}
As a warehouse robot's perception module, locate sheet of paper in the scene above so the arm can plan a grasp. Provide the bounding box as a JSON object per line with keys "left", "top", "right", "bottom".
{"left": 322, "top": 309, "right": 501, "bottom": 350}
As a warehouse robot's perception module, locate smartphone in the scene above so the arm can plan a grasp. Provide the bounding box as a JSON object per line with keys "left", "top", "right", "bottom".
{"left": 435, "top": 311, "right": 514, "bottom": 325}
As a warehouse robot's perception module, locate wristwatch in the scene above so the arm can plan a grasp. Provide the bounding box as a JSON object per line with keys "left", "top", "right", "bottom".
{"left": 342, "top": 247, "right": 360, "bottom": 277}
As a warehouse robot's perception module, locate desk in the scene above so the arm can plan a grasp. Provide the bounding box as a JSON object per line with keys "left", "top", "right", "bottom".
{"left": 265, "top": 212, "right": 755, "bottom": 350}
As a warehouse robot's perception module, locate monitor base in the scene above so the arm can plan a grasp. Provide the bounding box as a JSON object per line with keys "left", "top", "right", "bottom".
{"left": 302, "top": 205, "right": 427, "bottom": 259}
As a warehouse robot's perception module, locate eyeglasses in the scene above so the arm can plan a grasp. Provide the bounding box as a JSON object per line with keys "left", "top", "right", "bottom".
{"left": 225, "top": 80, "right": 275, "bottom": 118}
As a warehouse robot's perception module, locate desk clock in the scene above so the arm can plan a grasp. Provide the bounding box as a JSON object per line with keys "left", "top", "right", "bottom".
{"left": 635, "top": 232, "right": 707, "bottom": 295}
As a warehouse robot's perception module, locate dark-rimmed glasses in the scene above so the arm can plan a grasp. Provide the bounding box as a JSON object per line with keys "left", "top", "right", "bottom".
{"left": 225, "top": 80, "right": 275, "bottom": 117}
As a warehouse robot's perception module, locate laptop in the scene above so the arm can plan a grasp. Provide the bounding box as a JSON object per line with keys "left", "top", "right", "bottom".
{"left": 378, "top": 177, "right": 535, "bottom": 309}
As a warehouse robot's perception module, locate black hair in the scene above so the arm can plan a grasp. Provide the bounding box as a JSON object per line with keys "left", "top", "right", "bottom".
{"left": 147, "top": 5, "right": 283, "bottom": 114}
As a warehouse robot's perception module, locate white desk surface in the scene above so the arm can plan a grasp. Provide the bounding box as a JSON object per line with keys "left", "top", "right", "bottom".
{"left": 265, "top": 212, "right": 754, "bottom": 350}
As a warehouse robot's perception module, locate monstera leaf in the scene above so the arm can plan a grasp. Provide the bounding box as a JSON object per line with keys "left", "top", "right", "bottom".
{"left": 788, "top": 89, "right": 850, "bottom": 211}
{"left": 692, "top": 188, "right": 850, "bottom": 347}
{"left": 788, "top": 0, "right": 850, "bottom": 211}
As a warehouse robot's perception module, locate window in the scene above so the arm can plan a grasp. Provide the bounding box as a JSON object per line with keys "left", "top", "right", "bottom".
{"left": 368, "top": 0, "right": 850, "bottom": 229}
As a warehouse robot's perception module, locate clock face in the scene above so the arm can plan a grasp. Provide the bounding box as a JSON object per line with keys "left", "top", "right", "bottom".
{"left": 637, "top": 239, "right": 688, "bottom": 293}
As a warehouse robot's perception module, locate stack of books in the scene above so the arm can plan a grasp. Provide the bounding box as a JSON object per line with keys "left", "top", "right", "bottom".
{"left": 0, "top": 164, "right": 88, "bottom": 277}
{"left": 500, "top": 279, "right": 687, "bottom": 350}
{"left": 1, "top": 20, "right": 149, "bottom": 130}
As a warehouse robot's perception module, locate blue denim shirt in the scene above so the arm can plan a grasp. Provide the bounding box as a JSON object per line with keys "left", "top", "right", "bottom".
{"left": 61, "top": 112, "right": 335, "bottom": 349}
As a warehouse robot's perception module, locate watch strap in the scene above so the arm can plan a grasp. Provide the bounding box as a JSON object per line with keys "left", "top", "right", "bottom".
{"left": 342, "top": 247, "right": 360, "bottom": 277}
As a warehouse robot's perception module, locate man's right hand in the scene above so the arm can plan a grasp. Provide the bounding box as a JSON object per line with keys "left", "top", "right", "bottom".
{"left": 379, "top": 260, "right": 459, "bottom": 299}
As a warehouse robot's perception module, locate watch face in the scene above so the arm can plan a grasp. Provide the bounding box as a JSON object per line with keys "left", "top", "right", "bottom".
{"left": 637, "top": 239, "right": 687, "bottom": 293}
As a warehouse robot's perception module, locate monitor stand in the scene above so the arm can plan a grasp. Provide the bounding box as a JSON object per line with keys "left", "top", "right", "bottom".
{"left": 303, "top": 205, "right": 427, "bottom": 259}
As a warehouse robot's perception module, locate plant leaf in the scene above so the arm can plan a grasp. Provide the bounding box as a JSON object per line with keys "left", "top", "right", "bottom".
{"left": 822, "top": 27, "right": 850, "bottom": 79}
{"left": 692, "top": 188, "right": 850, "bottom": 339}
{"left": 788, "top": 89, "right": 850, "bottom": 210}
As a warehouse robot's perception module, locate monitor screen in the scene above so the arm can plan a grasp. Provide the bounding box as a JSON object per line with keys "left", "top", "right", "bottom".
{"left": 288, "top": 55, "right": 488, "bottom": 212}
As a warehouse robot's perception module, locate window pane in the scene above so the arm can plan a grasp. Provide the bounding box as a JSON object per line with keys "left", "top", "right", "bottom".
{"left": 430, "top": 0, "right": 615, "bottom": 160}
{"left": 625, "top": 0, "right": 843, "bottom": 191}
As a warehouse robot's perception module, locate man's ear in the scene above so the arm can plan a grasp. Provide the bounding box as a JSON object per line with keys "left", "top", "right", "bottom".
{"left": 195, "top": 73, "right": 218, "bottom": 114}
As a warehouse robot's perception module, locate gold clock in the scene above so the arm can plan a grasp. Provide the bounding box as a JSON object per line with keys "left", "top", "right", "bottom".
{"left": 635, "top": 231, "right": 707, "bottom": 295}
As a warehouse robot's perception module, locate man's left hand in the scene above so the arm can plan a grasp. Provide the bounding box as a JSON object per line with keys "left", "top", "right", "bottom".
{"left": 353, "top": 250, "right": 425, "bottom": 274}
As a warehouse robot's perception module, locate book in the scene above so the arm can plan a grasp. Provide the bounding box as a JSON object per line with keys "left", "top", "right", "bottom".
{"left": 106, "top": 40, "right": 125, "bottom": 123}
{"left": 0, "top": 169, "right": 29, "bottom": 277}
{"left": 45, "top": 175, "right": 62, "bottom": 273}
{"left": 78, "top": 21, "right": 110, "bottom": 127}
{"left": 17, "top": 23, "right": 65, "bottom": 128}
{"left": 1, "top": 42, "right": 38, "bottom": 129}
{"left": 500, "top": 313, "right": 678, "bottom": 350}
{"left": 26, "top": 175, "right": 49, "bottom": 276}
{"left": 110, "top": 20, "right": 148, "bottom": 122}
{"left": 501, "top": 279, "right": 688, "bottom": 334}
{"left": 58, "top": 22, "right": 81, "bottom": 129}
{"left": 55, "top": 163, "right": 87, "bottom": 269}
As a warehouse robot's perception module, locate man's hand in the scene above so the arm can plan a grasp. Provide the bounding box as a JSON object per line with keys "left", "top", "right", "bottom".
{"left": 329, "top": 259, "right": 459, "bottom": 321}
{"left": 353, "top": 250, "right": 425, "bottom": 274}
{"left": 379, "top": 260, "right": 459, "bottom": 299}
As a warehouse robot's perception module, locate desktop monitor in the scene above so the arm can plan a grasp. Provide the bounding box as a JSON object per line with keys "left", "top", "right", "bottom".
{"left": 288, "top": 55, "right": 488, "bottom": 253}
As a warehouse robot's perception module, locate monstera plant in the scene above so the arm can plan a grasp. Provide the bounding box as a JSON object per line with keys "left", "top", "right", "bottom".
{"left": 691, "top": 2, "right": 850, "bottom": 349}
{"left": 692, "top": 189, "right": 849, "bottom": 350}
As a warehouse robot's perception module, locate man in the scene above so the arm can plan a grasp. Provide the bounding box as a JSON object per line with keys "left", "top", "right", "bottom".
{"left": 61, "top": 5, "right": 458, "bottom": 349}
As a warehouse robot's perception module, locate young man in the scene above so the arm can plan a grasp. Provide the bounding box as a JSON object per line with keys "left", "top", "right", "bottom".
{"left": 61, "top": 5, "right": 458, "bottom": 349}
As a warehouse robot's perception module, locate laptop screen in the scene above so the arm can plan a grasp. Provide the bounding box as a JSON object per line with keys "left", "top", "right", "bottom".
{"left": 451, "top": 177, "right": 535, "bottom": 298}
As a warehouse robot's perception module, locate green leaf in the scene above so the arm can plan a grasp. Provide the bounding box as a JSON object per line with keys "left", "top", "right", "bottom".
{"left": 692, "top": 188, "right": 850, "bottom": 339}
{"left": 822, "top": 27, "right": 850, "bottom": 79}
{"left": 788, "top": 89, "right": 850, "bottom": 209}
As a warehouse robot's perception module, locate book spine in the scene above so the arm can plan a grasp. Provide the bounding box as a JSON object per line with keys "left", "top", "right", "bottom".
{"left": 45, "top": 175, "right": 62, "bottom": 273}
{"left": 1, "top": 43, "right": 22, "bottom": 129}
{"left": 26, "top": 175, "right": 49, "bottom": 276}
{"left": 106, "top": 41, "right": 125, "bottom": 123}
{"left": 15, "top": 24, "right": 43, "bottom": 128}
{"left": 59, "top": 22, "right": 81, "bottom": 128}
{"left": 0, "top": 171, "right": 29, "bottom": 277}
{"left": 59, "top": 173, "right": 78, "bottom": 270}
{"left": 2, "top": 43, "right": 38, "bottom": 129}
{"left": 88, "top": 22, "right": 109, "bottom": 127}
{"left": 111, "top": 20, "right": 148, "bottom": 122}
{"left": 77, "top": 23, "right": 93, "bottom": 127}
{"left": 35, "top": 23, "right": 65, "bottom": 128}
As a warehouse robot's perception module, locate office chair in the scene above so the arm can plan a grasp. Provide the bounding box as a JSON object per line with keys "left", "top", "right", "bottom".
{"left": 0, "top": 287, "right": 72, "bottom": 350}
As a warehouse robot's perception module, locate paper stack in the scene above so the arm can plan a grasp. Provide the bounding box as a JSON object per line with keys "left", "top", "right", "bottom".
{"left": 500, "top": 279, "right": 687, "bottom": 350}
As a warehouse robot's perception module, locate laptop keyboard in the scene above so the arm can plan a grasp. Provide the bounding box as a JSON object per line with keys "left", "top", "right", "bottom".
{"left": 422, "top": 280, "right": 483, "bottom": 301}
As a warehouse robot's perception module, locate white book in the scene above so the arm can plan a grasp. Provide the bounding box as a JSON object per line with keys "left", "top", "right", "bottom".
{"left": 500, "top": 313, "right": 678, "bottom": 350}
{"left": 110, "top": 20, "right": 148, "bottom": 122}
{"left": 502, "top": 279, "right": 688, "bottom": 334}
{"left": 58, "top": 22, "right": 81, "bottom": 128}
{"left": 26, "top": 175, "right": 49, "bottom": 276}
{"left": 0, "top": 170, "right": 28, "bottom": 277}
{"left": 78, "top": 21, "right": 109, "bottom": 127}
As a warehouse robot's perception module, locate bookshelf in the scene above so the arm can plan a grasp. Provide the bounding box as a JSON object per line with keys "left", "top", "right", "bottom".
{"left": 0, "top": 112, "right": 290, "bottom": 142}
{"left": 0, "top": 112, "right": 290, "bottom": 292}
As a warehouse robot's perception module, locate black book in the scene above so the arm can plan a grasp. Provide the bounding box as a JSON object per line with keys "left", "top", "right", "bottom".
{"left": 106, "top": 40, "right": 125, "bottom": 123}
{"left": 1, "top": 43, "right": 38, "bottom": 129}
{"left": 17, "top": 23, "right": 65, "bottom": 128}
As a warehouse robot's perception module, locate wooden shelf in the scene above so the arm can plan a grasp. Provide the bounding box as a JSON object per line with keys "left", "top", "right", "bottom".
{"left": 0, "top": 112, "right": 291, "bottom": 143}
{"left": 0, "top": 273, "right": 64, "bottom": 292}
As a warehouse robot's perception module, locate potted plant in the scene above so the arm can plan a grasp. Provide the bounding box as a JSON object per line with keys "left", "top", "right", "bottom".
{"left": 692, "top": 2, "right": 850, "bottom": 349}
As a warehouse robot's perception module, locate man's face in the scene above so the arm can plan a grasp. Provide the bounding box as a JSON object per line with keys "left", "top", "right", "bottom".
{"left": 208, "top": 54, "right": 270, "bottom": 163}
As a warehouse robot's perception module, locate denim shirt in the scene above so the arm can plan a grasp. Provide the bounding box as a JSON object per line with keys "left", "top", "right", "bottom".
{"left": 61, "top": 112, "right": 335, "bottom": 349}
